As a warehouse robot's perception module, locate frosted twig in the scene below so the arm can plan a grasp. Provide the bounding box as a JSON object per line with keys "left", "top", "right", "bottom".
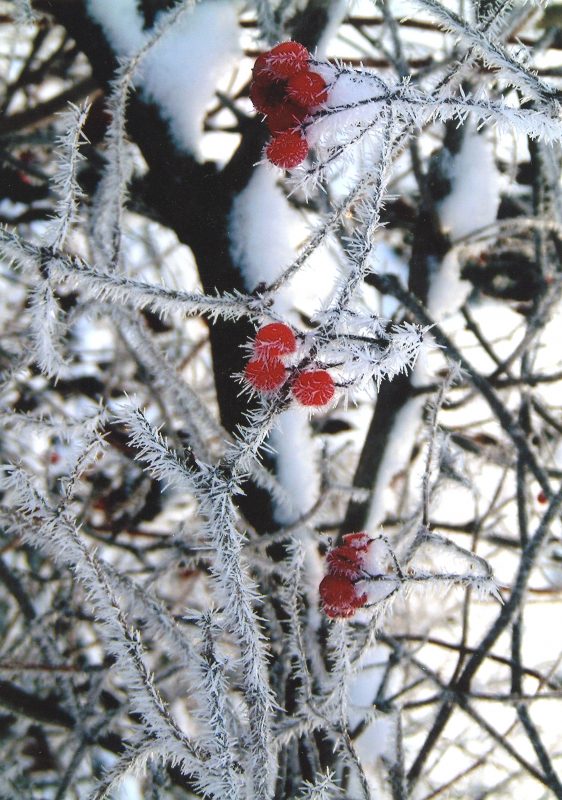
{"left": 118, "top": 405, "right": 275, "bottom": 798}
{"left": 1, "top": 467, "right": 207, "bottom": 779}
{"left": 413, "top": 0, "right": 559, "bottom": 104}
{"left": 0, "top": 229, "right": 267, "bottom": 322}
{"left": 49, "top": 102, "right": 90, "bottom": 251}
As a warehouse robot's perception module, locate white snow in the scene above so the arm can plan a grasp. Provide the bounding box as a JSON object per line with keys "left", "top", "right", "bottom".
{"left": 357, "top": 537, "right": 401, "bottom": 604}
{"left": 85, "top": 0, "right": 143, "bottom": 55}
{"left": 141, "top": 3, "right": 240, "bottom": 158}
{"left": 437, "top": 129, "right": 500, "bottom": 241}
{"left": 365, "top": 389, "right": 426, "bottom": 530}
{"left": 346, "top": 644, "right": 398, "bottom": 794}
{"left": 429, "top": 128, "right": 501, "bottom": 316}
{"left": 229, "top": 163, "right": 341, "bottom": 315}
{"left": 315, "top": 0, "right": 348, "bottom": 58}
{"left": 427, "top": 249, "right": 471, "bottom": 317}
{"left": 270, "top": 407, "right": 319, "bottom": 523}
{"left": 229, "top": 165, "right": 297, "bottom": 297}
{"left": 86, "top": 0, "right": 241, "bottom": 158}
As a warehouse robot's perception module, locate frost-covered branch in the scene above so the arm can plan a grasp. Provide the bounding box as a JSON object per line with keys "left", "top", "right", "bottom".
{"left": 0, "top": 465, "right": 207, "bottom": 780}
{"left": 117, "top": 404, "right": 275, "bottom": 797}
{"left": 2, "top": 3, "right": 562, "bottom": 797}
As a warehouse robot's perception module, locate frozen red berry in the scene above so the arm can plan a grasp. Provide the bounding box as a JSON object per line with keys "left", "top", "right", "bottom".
{"left": 287, "top": 70, "right": 328, "bottom": 108}
{"left": 326, "top": 545, "right": 365, "bottom": 580}
{"left": 250, "top": 78, "right": 288, "bottom": 115}
{"left": 252, "top": 51, "right": 272, "bottom": 83}
{"left": 343, "top": 532, "right": 371, "bottom": 550}
{"left": 266, "top": 130, "right": 309, "bottom": 169}
{"left": 537, "top": 490, "right": 548, "bottom": 504}
{"left": 244, "top": 357, "right": 287, "bottom": 393}
{"left": 254, "top": 323, "right": 297, "bottom": 358}
{"left": 266, "top": 42, "right": 309, "bottom": 79}
{"left": 319, "top": 574, "right": 367, "bottom": 618}
{"left": 292, "top": 369, "right": 335, "bottom": 406}
{"left": 266, "top": 101, "right": 308, "bottom": 135}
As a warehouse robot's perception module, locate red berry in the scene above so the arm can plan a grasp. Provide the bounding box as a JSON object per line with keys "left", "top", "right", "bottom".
{"left": 250, "top": 78, "right": 288, "bottom": 115}
{"left": 252, "top": 51, "right": 272, "bottom": 83}
{"left": 319, "top": 575, "right": 367, "bottom": 618}
{"left": 266, "top": 130, "right": 309, "bottom": 169}
{"left": 537, "top": 490, "right": 548, "bottom": 504}
{"left": 265, "top": 101, "right": 308, "bottom": 135}
{"left": 287, "top": 70, "right": 328, "bottom": 109}
{"left": 292, "top": 370, "right": 335, "bottom": 406}
{"left": 266, "top": 42, "right": 309, "bottom": 79}
{"left": 254, "top": 323, "right": 297, "bottom": 358}
{"left": 326, "top": 546, "right": 364, "bottom": 580}
{"left": 244, "top": 357, "right": 287, "bottom": 393}
{"left": 343, "top": 532, "right": 371, "bottom": 550}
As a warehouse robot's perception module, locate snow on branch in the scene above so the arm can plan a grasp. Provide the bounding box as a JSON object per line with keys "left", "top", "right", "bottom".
{"left": 321, "top": 111, "right": 396, "bottom": 317}
{"left": 264, "top": 166, "right": 385, "bottom": 293}
{"left": 86, "top": 0, "right": 240, "bottom": 158}
{"left": 86, "top": 0, "right": 196, "bottom": 265}
{"left": 0, "top": 407, "right": 106, "bottom": 442}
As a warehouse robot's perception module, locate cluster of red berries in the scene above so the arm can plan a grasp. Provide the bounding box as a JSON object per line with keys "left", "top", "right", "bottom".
{"left": 244, "top": 322, "right": 335, "bottom": 407}
{"left": 250, "top": 42, "right": 328, "bottom": 169}
{"left": 319, "top": 533, "right": 372, "bottom": 618}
